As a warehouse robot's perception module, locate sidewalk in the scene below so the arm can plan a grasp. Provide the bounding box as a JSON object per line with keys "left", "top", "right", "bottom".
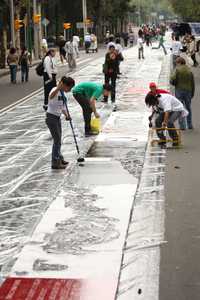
{"left": 159, "top": 67, "right": 200, "bottom": 300}
{"left": 0, "top": 41, "right": 171, "bottom": 299}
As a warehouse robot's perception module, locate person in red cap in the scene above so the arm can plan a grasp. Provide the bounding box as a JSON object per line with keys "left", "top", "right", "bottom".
{"left": 149, "top": 82, "right": 170, "bottom": 95}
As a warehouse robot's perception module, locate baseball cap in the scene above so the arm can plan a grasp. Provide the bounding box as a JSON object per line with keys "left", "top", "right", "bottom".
{"left": 149, "top": 82, "right": 157, "bottom": 88}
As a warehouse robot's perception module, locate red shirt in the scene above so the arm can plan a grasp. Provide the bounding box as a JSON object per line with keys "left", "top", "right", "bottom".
{"left": 156, "top": 88, "right": 170, "bottom": 94}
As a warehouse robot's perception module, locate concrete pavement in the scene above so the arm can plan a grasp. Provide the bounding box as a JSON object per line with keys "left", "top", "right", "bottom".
{"left": 159, "top": 67, "right": 200, "bottom": 300}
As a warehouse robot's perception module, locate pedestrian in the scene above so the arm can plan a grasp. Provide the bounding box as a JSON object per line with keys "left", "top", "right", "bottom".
{"left": 115, "top": 38, "right": 124, "bottom": 74}
{"left": 65, "top": 39, "right": 76, "bottom": 71}
{"left": 19, "top": 47, "right": 31, "bottom": 83}
{"left": 84, "top": 32, "right": 91, "bottom": 53}
{"left": 41, "top": 38, "right": 48, "bottom": 57}
{"left": 129, "top": 31, "right": 135, "bottom": 46}
{"left": 152, "top": 33, "right": 167, "bottom": 55}
{"left": 189, "top": 36, "right": 198, "bottom": 67}
{"left": 122, "top": 32, "right": 129, "bottom": 47}
{"left": 105, "top": 30, "right": 110, "bottom": 44}
{"left": 138, "top": 36, "right": 144, "bottom": 60}
{"left": 73, "top": 34, "right": 80, "bottom": 57}
{"left": 170, "top": 57, "right": 195, "bottom": 130}
{"left": 107, "top": 35, "right": 116, "bottom": 50}
{"left": 103, "top": 45, "right": 119, "bottom": 104}
{"left": 58, "top": 37, "right": 66, "bottom": 64}
{"left": 171, "top": 36, "right": 183, "bottom": 68}
{"left": 145, "top": 92, "right": 187, "bottom": 148}
{"left": 43, "top": 48, "right": 57, "bottom": 111}
{"left": 72, "top": 82, "right": 112, "bottom": 137}
{"left": 7, "top": 47, "right": 19, "bottom": 84}
{"left": 46, "top": 76, "right": 75, "bottom": 169}
{"left": 90, "top": 33, "right": 98, "bottom": 53}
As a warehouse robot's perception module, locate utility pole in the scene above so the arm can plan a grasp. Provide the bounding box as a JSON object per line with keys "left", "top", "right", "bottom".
{"left": 82, "top": 0, "right": 87, "bottom": 37}
{"left": 10, "top": 0, "right": 15, "bottom": 47}
{"left": 33, "top": 0, "right": 39, "bottom": 59}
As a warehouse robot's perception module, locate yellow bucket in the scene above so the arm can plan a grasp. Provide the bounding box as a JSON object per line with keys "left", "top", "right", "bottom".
{"left": 91, "top": 118, "right": 101, "bottom": 133}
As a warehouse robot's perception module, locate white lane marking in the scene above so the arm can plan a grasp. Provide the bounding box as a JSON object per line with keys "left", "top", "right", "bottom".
{"left": 0, "top": 57, "right": 100, "bottom": 116}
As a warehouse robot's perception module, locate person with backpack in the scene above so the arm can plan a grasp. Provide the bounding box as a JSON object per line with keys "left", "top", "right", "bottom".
{"left": 46, "top": 76, "right": 75, "bottom": 169}
{"left": 43, "top": 49, "right": 57, "bottom": 111}
{"left": 19, "top": 47, "right": 31, "bottom": 82}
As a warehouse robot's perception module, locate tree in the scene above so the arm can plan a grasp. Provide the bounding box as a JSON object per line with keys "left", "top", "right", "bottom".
{"left": 169, "top": 0, "right": 200, "bottom": 21}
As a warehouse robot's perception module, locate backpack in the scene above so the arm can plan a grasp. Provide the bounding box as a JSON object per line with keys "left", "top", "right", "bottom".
{"left": 20, "top": 53, "right": 28, "bottom": 66}
{"left": 35, "top": 60, "right": 44, "bottom": 76}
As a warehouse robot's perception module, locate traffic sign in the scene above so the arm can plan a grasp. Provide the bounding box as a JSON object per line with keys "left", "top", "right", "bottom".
{"left": 42, "top": 18, "right": 50, "bottom": 27}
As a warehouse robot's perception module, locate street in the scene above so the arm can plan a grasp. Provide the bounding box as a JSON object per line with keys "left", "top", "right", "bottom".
{"left": 0, "top": 34, "right": 200, "bottom": 300}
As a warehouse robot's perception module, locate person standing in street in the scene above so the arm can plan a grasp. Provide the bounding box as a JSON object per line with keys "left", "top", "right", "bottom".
{"left": 46, "top": 76, "right": 75, "bottom": 169}
{"left": 152, "top": 33, "right": 167, "bottom": 55}
{"left": 171, "top": 36, "right": 183, "bottom": 68}
{"left": 73, "top": 34, "right": 80, "bottom": 58}
{"left": 65, "top": 39, "right": 77, "bottom": 71}
{"left": 138, "top": 36, "right": 144, "bottom": 60}
{"left": 84, "top": 32, "right": 91, "bottom": 53}
{"left": 115, "top": 38, "right": 124, "bottom": 74}
{"left": 19, "top": 47, "right": 31, "bottom": 83}
{"left": 7, "top": 47, "right": 19, "bottom": 84}
{"left": 43, "top": 49, "right": 57, "bottom": 111}
{"left": 72, "top": 82, "right": 111, "bottom": 137}
{"left": 103, "top": 45, "right": 119, "bottom": 104}
{"left": 189, "top": 36, "right": 198, "bottom": 67}
{"left": 170, "top": 57, "right": 195, "bottom": 130}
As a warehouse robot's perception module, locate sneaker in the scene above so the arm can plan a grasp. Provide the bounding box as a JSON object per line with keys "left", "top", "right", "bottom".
{"left": 61, "top": 160, "right": 69, "bottom": 165}
{"left": 52, "top": 160, "right": 66, "bottom": 170}
{"left": 43, "top": 105, "right": 48, "bottom": 111}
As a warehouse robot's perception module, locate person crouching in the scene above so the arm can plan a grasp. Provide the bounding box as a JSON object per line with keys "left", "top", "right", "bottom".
{"left": 46, "top": 76, "right": 75, "bottom": 169}
{"left": 145, "top": 92, "right": 187, "bottom": 148}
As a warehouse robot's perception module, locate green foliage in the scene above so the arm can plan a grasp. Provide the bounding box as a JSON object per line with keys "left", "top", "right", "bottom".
{"left": 169, "top": 0, "right": 200, "bottom": 21}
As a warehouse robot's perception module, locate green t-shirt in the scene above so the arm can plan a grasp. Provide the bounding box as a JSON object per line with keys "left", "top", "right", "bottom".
{"left": 72, "top": 82, "right": 103, "bottom": 101}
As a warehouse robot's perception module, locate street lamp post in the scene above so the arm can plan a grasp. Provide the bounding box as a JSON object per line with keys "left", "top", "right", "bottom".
{"left": 10, "top": 0, "right": 15, "bottom": 47}
{"left": 33, "top": 0, "right": 39, "bottom": 59}
{"left": 82, "top": 0, "right": 87, "bottom": 37}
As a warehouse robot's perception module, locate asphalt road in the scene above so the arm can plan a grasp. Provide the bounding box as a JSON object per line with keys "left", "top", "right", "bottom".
{"left": 159, "top": 67, "right": 200, "bottom": 300}
{"left": 0, "top": 49, "right": 105, "bottom": 111}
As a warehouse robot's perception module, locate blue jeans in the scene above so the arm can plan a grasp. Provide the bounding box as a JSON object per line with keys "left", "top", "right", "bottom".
{"left": 9, "top": 65, "right": 17, "bottom": 83}
{"left": 175, "top": 89, "right": 193, "bottom": 129}
{"left": 152, "top": 42, "right": 167, "bottom": 55}
{"left": 21, "top": 64, "right": 29, "bottom": 82}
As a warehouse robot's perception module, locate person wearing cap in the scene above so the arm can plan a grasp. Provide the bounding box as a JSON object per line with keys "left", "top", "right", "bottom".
{"left": 149, "top": 82, "right": 170, "bottom": 95}
{"left": 145, "top": 92, "right": 187, "bottom": 148}
{"left": 46, "top": 76, "right": 75, "bottom": 169}
{"left": 72, "top": 82, "right": 112, "bottom": 137}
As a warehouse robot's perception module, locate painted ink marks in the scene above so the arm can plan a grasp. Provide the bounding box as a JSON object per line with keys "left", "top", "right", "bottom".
{"left": 42, "top": 186, "right": 120, "bottom": 256}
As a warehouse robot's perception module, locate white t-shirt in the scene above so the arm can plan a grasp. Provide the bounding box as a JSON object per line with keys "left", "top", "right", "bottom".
{"left": 44, "top": 56, "right": 57, "bottom": 77}
{"left": 137, "top": 37, "right": 143, "bottom": 49}
{"left": 115, "top": 43, "right": 123, "bottom": 53}
{"left": 158, "top": 94, "right": 184, "bottom": 112}
{"left": 47, "top": 88, "right": 67, "bottom": 117}
{"left": 171, "top": 41, "right": 182, "bottom": 55}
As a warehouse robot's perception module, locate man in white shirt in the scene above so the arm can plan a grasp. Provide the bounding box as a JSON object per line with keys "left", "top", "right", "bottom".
{"left": 171, "top": 36, "right": 183, "bottom": 68}
{"left": 43, "top": 49, "right": 58, "bottom": 111}
{"left": 138, "top": 37, "right": 144, "bottom": 59}
{"left": 145, "top": 93, "right": 186, "bottom": 147}
{"left": 46, "top": 76, "right": 75, "bottom": 169}
{"left": 84, "top": 33, "right": 91, "bottom": 53}
{"left": 73, "top": 35, "right": 80, "bottom": 57}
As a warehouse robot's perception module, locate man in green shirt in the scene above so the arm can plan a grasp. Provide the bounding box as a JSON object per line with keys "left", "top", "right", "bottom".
{"left": 72, "top": 82, "right": 111, "bottom": 137}
{"left": 170, "top": 57, "right": 195, "bottom": 129}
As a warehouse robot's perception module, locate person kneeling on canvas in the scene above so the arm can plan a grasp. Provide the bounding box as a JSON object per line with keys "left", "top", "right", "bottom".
{"left": 46, "top": 76, "right": 75, "bottom": 169}
{"left": 145, "top": 93, "right": 187, "bottom": 148}
{"left": 72, "top": 82, "right": 112, "bottom": 137}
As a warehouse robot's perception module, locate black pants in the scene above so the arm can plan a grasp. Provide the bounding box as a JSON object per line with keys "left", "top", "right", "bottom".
{"left": 45, "top": 113, "right": 63, "bottom": 162}
{"left": 21, "top": 64, "right": 29, "bottom": 82}
{"left": 73, "top": 93, "right": 92, "bottom": 134}
{"left": 191, "top": 53, "right": 198, "bottom": 66}
{"left": 104, "top": 73, "right": 117, "bottom": 102}
{"left": 85, "top": 41, "right": 91, "bottom": 53}
{"left": 43, "top": 73, "right": 57, "bottom": 106}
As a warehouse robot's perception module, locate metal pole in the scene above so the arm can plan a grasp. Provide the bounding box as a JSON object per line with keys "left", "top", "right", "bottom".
{"left": 33, "top": 0, "right": 39, "bottom": 59}
{"left": 82, "top": 0, "right": 87, "bottom": 37}
{"left": 10, "top": 0, "right": 15, "bottom": 47}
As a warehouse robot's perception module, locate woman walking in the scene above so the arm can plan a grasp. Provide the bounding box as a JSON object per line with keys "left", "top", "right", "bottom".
{"left": 102, "top": 45, "right": 119, "bottom": 104}
{"left": 7, "top": 47, "right": 19, "bottom": 84}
